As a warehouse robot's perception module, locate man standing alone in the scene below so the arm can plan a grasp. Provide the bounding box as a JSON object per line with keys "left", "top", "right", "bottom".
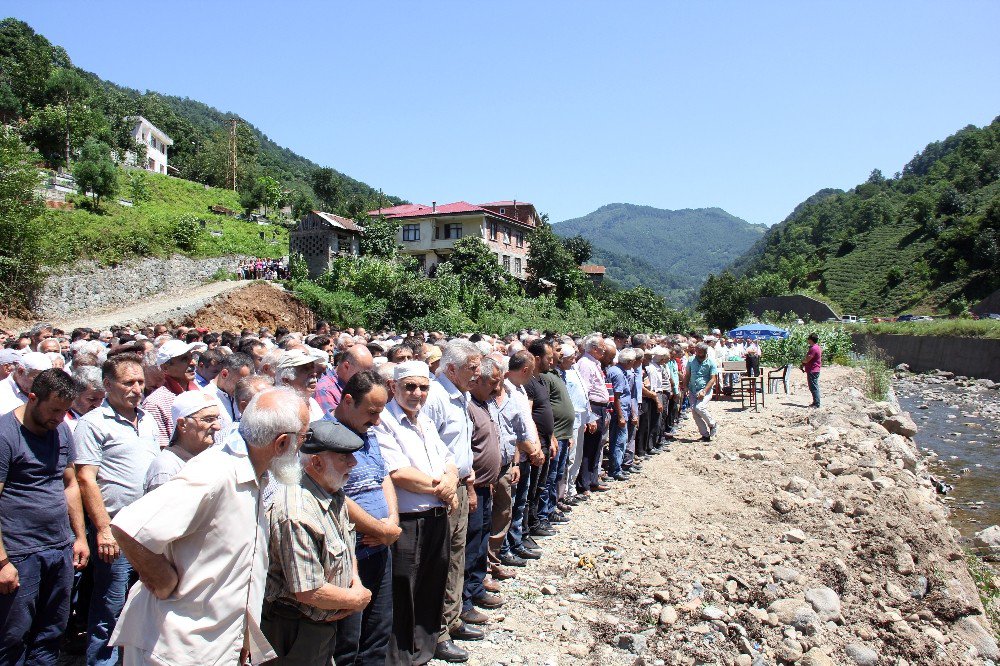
{"left": 684, "top": 343, "right": 719, "bottom": 442}
{"left": 801, "top": 333, "right": 823, "bottom": 408}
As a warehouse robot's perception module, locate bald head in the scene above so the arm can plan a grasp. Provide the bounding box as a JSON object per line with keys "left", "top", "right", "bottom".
{"left": 337, "top": 344, "right": 374, "bottom": 382}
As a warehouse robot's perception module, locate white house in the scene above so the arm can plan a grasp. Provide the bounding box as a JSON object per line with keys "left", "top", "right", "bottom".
{"left": 129, "top": 116, "right": 173, "bottom": 174}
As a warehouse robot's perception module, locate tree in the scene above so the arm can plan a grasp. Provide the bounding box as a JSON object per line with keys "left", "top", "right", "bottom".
{"left": 310, "top": 167, "right": 341, "bottom": 210}
{"left": 358, "top": 214, "right": 400, "bottom": 259}
{"left": 439, "top": 236, "right": 513, "bottom": 301}
{"left": 562, "top": 234, "right": 593, "bottom": 265}
{"left": 696, "top": 271, "right": 756, "bottom": 330}
{"left": 256, "top": 175, "right": 281, "bottom": 216}
{"left": 289, "top": 187, "right": 315, "bottom": 220}
{"left": 44, "top": 68, "right": 91, "bottom": 168}
{"left": 526, "top": 221, "right": 587, "bottom": 306}
{"left": 72, "top": 139, "right": 118, "bottom": 207}
{"left": 0, "top": 126, "right": 44, "bottom": 312}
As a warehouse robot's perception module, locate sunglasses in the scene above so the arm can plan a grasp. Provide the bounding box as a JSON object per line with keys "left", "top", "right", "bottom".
{"left": 401, "top": 382, "right": 430, "bottom": 393}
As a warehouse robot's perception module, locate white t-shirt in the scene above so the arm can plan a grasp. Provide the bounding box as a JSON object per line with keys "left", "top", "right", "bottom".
{"left": 144, "top": 448, "right": 188, "bottom": 493}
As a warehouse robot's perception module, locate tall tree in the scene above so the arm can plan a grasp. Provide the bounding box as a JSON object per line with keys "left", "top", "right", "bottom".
{"left": 358, "top": 214, "right": 400, "bottom": 259}
{"left": 73, "top": 139, "right": 118, "bottom": 207}
{"left": 562, "top": 234, "right": 593, "bottom": 265}
{"left": 45, "top": 68, "right": 90, "bottom": 168}
{"left": 310, "top": 167, "right": 340, "bottom": 210}
{"left": 526, "top": 221, "right": 587, "bottom": 306}
{"left": 0, "top": 126, "right": 44, "bottom": 312}
{"left": 439, "top": 236, "right": 513, "bottom": 301}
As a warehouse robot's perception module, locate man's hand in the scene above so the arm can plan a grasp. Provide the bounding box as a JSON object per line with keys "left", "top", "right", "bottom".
{"left": 529, "top": 448, "right": 544, "bottom": 466}
{"left": 73, "top": 537, "right": 90, "bottom": 570}
{"left": 618, "top": 416, "right": 626, "bottom": 428}
{"left": 696, "top": 390, "right": 705, "bottom": 401}
{"left": 586, "top": 421, "right": 597, "bottom": 434}
{"left": 432, "top": 474, "right": 457, "bottom": 505}
{"left": 347, "top": 575, "right": 372, "bottom": 612}
{"left": 140, "top": 556, "right": 179, "bottom": 600}
{"left": 97, "top": 526, "right": 120, "bottom": 563}
{"left": 630, "top": 415, "right": 639, "bottom": 426}
{"left": 509, "top": 465, "right": 521, "bottom": 486}
{"left": 0, "top": 561, "right": 19, "bottom": 594}
{"left": 239, "top": 647, "right": 251, "bottom": 666}
{"left": 360, "top": 518, "right": 402, "bottom": 547}
{"left": 656, "top": 401, "right": 664, "bottom": 413}
{"left": 468, "top": 486, "right": 478, "bottom": 512}
{"left": 550, "top": 439, "right": 558, "bottom": 458}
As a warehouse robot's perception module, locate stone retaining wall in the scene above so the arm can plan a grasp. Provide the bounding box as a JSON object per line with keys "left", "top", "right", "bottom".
{"left": 34, "top": 255, "right": 244, "bottom": 319}
{"left": 852, "top": 333, "right": 1000, "bottom": 381}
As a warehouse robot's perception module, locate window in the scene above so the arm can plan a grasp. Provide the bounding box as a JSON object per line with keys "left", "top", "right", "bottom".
{"left": 499, "top": 207, "right": 506, "bottom": 214}
{"left": 488, "top": 220, "right": 498, "bottom": 240}
{"left": 515, "top": 231, "right": 524, "bottom": 247}
{"left": 402, "top": 224, "right": 420, "bottom": 241}
{"left": 502, "top": 255, "right": 511, "bottom": 272}
{"left": 444, "top": 223, "right": 463, "bottom": 239}
{"left": 503, "top": 226, "right": 511, "bottom": 244}
{"left": 514, "top": 257, "right": 522, "bottom": 275}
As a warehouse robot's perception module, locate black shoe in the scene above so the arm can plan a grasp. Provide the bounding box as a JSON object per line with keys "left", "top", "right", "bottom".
{"left": 522, "top": 535, "right": 540, "bottom": 549}
{"left": 557, "top": 501, "right": 573, "bottom": 512}
{"left": 565, "top": 495, "right": 581, "bottom": 505}
{"left": 499, "top": 552, "right": 527, "bottom": 567}
{"left": 530, "top": 522, "right": 557, "bottom": 537}
{"left": 513, "top": 546, "right": 541, "bottom": 560}
{"left": 549, "top": 511, "right": 569, "bottom": 524}
{"left": 700, "top": 435, "right": 712, "bottom": 442}
{"left": 612, "top": 472, "right": 629, "bottom": 481}
{"left": 435, "top": 639, "right": 470, "bottom": 662}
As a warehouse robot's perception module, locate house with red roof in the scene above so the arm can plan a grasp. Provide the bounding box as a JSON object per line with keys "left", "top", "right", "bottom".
{"left": 289, "top": 211, "right": 362, "bottom": 277}
{"left": 369, "top": 200, "right": 539, "bottom": 278}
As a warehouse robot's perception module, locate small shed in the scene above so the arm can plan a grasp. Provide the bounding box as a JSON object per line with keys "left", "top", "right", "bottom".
{"left": 580, "top": 264, "right": 606, "bottom": 287}
{"left": 289, "top": 211, "right": 362, "bottom": 278}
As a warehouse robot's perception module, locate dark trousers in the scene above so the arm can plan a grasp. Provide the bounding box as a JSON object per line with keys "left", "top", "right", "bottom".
{"left": 86, "top": 527, "right": 132, "bottom": 666}
{"left": 808, "top": 371, "right": 821, "bottom": 407}
{"left": 0, "top": 545, "right": 73, "bottom": 666}
{"left": 580, "top": 403, "right": 608, "bottom": 489}
{"left": 526, "top": 440, "right": 551, "bottom": 530}
{"left": 262, "top": 603, "right": 337, "bottom": 666}
{"left": 746, "top": 356, "right": 760, "bottom": 377}
{"left": 539, "top": 439, "right": 569, "bottom": 521}
{"left": 637, "top": 399, "right": 657, "bottom": 456}
{"left": 462, "top": 486, "right": 493, "bottom": 611}
{"left": 333, "top": 549, "right": 392, "bottom": 666}
{"left": 502, "top": 461, "right": 532, "bottom": 555}
{"left": 389, "top": 511, "right": 448, "bottom": 666}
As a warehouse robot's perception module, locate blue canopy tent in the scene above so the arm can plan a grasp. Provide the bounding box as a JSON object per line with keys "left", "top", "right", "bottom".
{"left": 726, "top": 324, "right": 789, "bottom": 340}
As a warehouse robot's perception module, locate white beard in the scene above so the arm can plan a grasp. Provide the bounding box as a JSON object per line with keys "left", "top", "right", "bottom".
{"left": 322, "top": 467, "right": 348, "bottom": 492}
{"left": 270, "top": 448, "right": 303, "bottom": 486}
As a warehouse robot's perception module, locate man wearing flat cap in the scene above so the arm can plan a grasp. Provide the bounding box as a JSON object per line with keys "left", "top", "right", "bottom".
{"left": 263, "top": 419, "right": 372, "bottom": 665}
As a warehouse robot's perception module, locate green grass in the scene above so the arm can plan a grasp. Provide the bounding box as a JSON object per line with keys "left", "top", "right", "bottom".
{"left": 816, "top": 319, "right": 1000, "bottom": 339}
{"left": 37, "top": 170, "right": 287, "bottom": 266}
{"left": 965, "top": 552, "right": 1000, "bottom": 641}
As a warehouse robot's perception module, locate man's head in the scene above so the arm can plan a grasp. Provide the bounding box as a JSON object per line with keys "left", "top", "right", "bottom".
{"left": 71, "top": 366, "right": 106, "bottom": 415}
{"left": 386, "top": 344, "right": 413, "bottom": 363}
{"left": 603, "top": 340, "right": 618, "bottom": 364}
{"left": 274, "top": 351, "right": 319, "bottom": 397}
{"left": 617, "top": 347, "right": 636, "bottom": 368}
{"left": 336, "top": 344, "right": 374, "bottom": 383}
{"left": 24, "top": 369, "right": 81, "bottom": 432}
{"left": 238, "top": 339, "right": 268, "bottom": 373}
{"left": 156, "top": 340, "right": 207, "bottom": 384}
{"left": 299, "top": 420, "right": 363, "bottom": 493}
{"left": 506, "top": 350, "right": 535, "bottom": 387}
{"left": 469, "top": 355, "right": 503, "bottom": 403}
{"left": 335, "top": 370, "right": 389, "bottom": 435}
{"left": 0, "top": 349, "right": 20, "bottom": 382}
{"left": 29, "top": 322, "right": 53, "bottom": 349}
{"left": 12, "top": 352, "right": 53, "bottom": 394}
{"left": 239, "top": 387, "right": 309, "bottom": 486}
{"left": 439, "top": 339, "right": 481, "bottom": 391}
{"left": 558, "top": 343, "right": 577, "bottom": 370}
{"left": 527, "top": 339, "right": 553, "bottom": 374}
{"left": 613, "top": 331, "right": 629, "bottom": 350}
{"left": 808, "top": 333, "right": 820, "bottom": 344}
{"left": 36, "top": 338, "right": 61, "bottom": 354}
{"left": 215, "top": 352, "right": 255, "bottom": 396}
{"left": 196, "top": 348, "right": 224, "bottom": 382}
{"left": 170, "top": 391, "right": 221, "bottom": 454}
{"left": 695, "top": 342, "right": 709, "bottom": 361}
{"left": 393, "top": 361, "right": 432, "bottom": 418}
{"left": 102, "top": 353, "right": 146, "bottom": 413}
{"left": 234, "top": 375, "right": 274, "bottom": 415}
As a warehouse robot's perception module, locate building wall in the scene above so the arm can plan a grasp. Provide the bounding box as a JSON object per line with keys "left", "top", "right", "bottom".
{"left": 972, "top": 289, "right": 1000, "bottom": 317}
{"left": 396, "top": 213, "right": 530, "bottom": 278}
{"left": 131, "top": 122, "right": 170, "bottom": 174}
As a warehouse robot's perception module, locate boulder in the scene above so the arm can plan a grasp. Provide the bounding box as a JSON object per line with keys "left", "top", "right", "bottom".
{"left": 882, "top": 412, "right": 918, "bottom": 437}
{"left": 804, "top": 587, "right": 842, "bottom": 622}
{"left": 953, "top": 616, "right": 1000, "bottom": 660}
{"left": 845, "top": 644, "right": 879, "bottom": 666}
{"left": 971, "top": 524, "right": 1000, "bottom": 561}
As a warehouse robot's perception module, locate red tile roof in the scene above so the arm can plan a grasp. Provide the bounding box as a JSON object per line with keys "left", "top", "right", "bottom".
{"left": 312, "top": 211, "right": 361, "bottom": 232}
{"left": 580, "top": 264, "right": 606, "bottom": 274}
{"left": 368, "top": 201, "right": 526, "bottom": 226}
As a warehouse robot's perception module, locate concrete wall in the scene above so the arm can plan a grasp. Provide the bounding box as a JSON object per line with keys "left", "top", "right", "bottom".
{"left": 751, "top": 295, "right": 839, "bottom": 322}
{"left": 34, "top": 255, "right": 244, "bottom": 319}
{"left": 851, "top": 333, "right": 1000, "bottom": 381}
{"left": 972, "top": 288, "right": 1000, "bottom": 317}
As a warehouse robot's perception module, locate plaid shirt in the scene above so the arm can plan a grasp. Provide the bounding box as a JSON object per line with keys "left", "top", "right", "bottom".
{"left": 265, "top": 473, "right": 356, "bottom": 622}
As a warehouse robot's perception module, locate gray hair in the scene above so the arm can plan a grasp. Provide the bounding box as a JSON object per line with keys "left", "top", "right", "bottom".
{"left": 696, "top": 342, "right": 710, "bottom": 354}
{"left": 239, "top": 387, "right": 304, "bottom": 449}
{"left": 439, "top": 339, "right": 481, "bottom": 375}
{"left": 274, "top": 365, "right": 298, "bottom": 387}
{"left": 582, "top": 334, "right": 605, "bottom": 353}
{"left": 29, "top": 322, "right": 53, "bottom": 337}
{"left": 618, "top": 348, "right": 636, "bottom": 363}
{"left": 480, "top": 355, "right": 502, "bottom": 378}
{"left": 235, "top": 375, "right": 274, "bottom": 407}
{"left": 632, "top": 334, "right": 650, "bottom": 348}
{"left": 72, "top": 365, "right": 104, "bottom": 391}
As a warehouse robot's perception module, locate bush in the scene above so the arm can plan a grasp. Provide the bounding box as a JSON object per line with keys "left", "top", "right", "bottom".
{"left": 860, "top": 341, "right": 892, "bottom": 401}
{"left": 172, "top": 214, "right": 202, "bottom": 251}
{"left": 760, "top": 325, "right": 853, "bottom": 368}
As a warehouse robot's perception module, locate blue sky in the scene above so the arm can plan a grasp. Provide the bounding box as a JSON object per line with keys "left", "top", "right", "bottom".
{"left": 7, "top": 1, "right": 1000, "bottom": 226}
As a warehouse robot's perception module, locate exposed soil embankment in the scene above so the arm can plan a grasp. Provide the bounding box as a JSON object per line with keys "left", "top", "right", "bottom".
{"left": 170, "top": 282, "right": 314, "bottom": 332}
{"left": 472, "top": 366, "right": 998, "bottom": 665}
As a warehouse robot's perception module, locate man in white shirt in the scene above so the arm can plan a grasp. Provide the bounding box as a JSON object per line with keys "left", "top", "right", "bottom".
{"left": 421, "top": 340, "right": 482, "bottom": 656}
{"left": 144, "top": 391, "right": 221, "bottom": 493}
{"left": 374, "top": 361, "right": 459, "bottom": 665}
{"left": 109, "top": 387, "right": 309, "bottom": 666}
{"left": 0, "top": 352, "right": 52, "bottom": 416}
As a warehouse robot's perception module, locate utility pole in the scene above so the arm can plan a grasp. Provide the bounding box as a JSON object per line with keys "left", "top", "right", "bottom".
{"left": 228, "top": 118, "right": 239, "bottom": 191}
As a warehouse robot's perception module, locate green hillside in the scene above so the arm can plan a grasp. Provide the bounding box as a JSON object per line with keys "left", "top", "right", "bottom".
{"left": 553, "top": 203, "right": 766, "bottom": 302}
{"left": 37, "top": 169, "right": 287, "bottom": 266}
{"left": 733, "top": 116, "right": 1000, "bottom": 315}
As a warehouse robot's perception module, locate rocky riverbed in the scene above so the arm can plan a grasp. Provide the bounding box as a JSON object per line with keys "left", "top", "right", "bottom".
{"left": 450, "top": 366, "right": 999, "bottom": 665}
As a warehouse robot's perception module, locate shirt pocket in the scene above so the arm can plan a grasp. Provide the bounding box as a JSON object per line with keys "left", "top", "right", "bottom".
{"left": 323, "top": 532, "right": 350, "bottom": 586}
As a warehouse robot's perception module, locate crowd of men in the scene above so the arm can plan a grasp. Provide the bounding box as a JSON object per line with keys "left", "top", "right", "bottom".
{"left": 0, "top": 318, "right": 799, "bottom": 666}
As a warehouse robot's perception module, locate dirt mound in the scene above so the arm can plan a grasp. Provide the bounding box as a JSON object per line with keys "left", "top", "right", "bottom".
{"left": 173, "top": 282, "right": 314, "bottom": 332}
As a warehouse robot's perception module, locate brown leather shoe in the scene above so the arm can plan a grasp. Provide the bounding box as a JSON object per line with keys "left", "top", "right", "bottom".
{"left": 483, "top": 576, "right": 501, "bottom": 593}
{"left": 460, "top": 608, "right": 490, "bottom": 625}
{"left": 490, "top": 565, "right": 516, "bottom": 581}
{"left": 590, "top": 484, "right": 611, "bottom": 492}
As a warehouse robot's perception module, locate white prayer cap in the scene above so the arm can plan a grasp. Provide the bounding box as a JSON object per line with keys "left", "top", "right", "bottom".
{"left": 651, "top": 346, "right": 669, "bottom": 357}
{"left": 0, "top": 349, "right": 22, "bottom": 365}
{"left": 394, "top": 360, "right": 430, "bottom": 381}
{"left": 19, "top": 351, "right": 52, "bottom": 371}
{"left": 156, "top": 339, "right": 207, "bottom": 366}
{"left": 559, "top": 343, "right": 576, "bottom": 357}
{"left": 171, "top": 390, "right": 217, "bottom": 425}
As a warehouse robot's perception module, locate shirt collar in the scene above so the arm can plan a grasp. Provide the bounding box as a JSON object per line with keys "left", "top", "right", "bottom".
{"left": 387, "top": 398, "right": 419, "bottom": 427}
{"left": 99, "top": 398, "right": 147, "bottom": 422}
{"left": 436, "top": 373, "right": 463, "bottom": 399}
{"left": 235, "top": 451, "right": 259, "bottom": 485}
{"left": 301, "top": 472, "right": 334, "bottom": 511}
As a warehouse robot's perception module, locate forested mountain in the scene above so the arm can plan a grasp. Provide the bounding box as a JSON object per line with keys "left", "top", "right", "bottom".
{"left": 553, "top": 203, "right": 766, "bottom": 303}
{"left": 0, "top": 18, "right": 403, "bottom": 215}
{"left": 731, "top": 117, "right": 1000, "bottom": 315}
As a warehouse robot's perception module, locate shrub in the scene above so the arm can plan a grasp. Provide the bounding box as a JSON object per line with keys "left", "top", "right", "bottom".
{"left": 860, "top": 341, "right": 892, "bottom": 401}
{"left": 172, "top": 214, "right": 202, "bottom": 251}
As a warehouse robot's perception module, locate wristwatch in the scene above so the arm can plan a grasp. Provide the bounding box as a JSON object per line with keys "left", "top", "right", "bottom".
{"left": 0, "top": 558, "right": 9, "bottom": 570}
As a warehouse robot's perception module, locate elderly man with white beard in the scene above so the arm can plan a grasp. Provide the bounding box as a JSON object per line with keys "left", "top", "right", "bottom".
{"left": 262, "top": 419, "right": 371, "bottom": 665}
{"left": 106, "top": 387, "right": 309, "bottom": 666}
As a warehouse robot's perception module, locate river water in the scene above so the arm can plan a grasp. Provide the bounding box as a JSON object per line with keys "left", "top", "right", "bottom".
{"left": 894, "top": 373, "right": 1000, "bottom": 537}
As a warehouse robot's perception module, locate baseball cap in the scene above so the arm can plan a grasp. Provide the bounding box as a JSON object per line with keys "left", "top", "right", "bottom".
{"left": 299, "top": 420, "right": 363, "bottom": 455}
{"left": 277, "top": 350, "right": 316, "bottom": 370}
{"left": 156, "top": 339, "right": 207, "bottom": 367}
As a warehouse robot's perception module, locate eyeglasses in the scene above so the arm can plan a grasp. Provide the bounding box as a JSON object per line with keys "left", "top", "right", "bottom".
{"left": 287, "top": 429, "right": 314, "bottom": 444}
{"left": 401, "top": 382, "right": 430, "bottom": 393}
{"left": 191, "top": 415, "right": 221, "bottom": 425}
